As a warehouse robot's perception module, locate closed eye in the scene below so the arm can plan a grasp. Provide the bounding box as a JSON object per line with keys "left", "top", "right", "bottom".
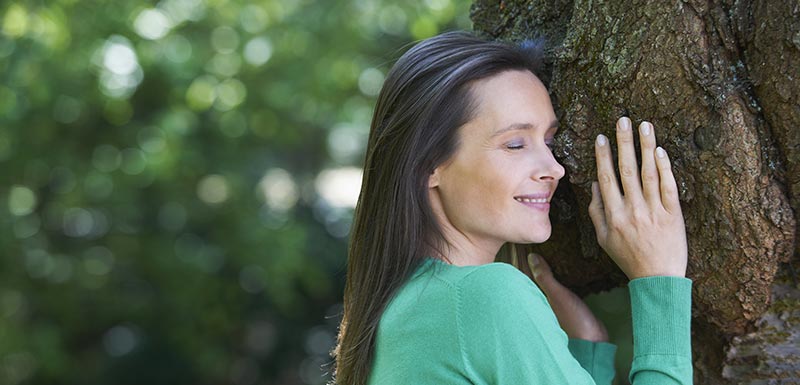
{"left": 545, "top": 136, "right": 556, "bottom": 151}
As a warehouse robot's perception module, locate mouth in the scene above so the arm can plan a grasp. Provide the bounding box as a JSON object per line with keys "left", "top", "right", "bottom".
{"left": 513, "top": 196, "right": 549, "bottom": 203}
{"left": 513, "top": 193, "right": 551, "bottom": 211}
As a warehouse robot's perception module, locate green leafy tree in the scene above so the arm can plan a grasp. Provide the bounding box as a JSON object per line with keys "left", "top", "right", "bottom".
{"left": 0, "top": 1, "right": 470, "bottom": 384}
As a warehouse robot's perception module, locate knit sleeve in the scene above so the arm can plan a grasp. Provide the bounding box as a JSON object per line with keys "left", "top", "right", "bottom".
{"left": 627, "top": 276, "right": 693, "bottom": 384}
{"left": 568, "top": 338, "right": 618, "bottom": 384}
{"left": 455, "top": 263, "right": 602, "bottom": 384}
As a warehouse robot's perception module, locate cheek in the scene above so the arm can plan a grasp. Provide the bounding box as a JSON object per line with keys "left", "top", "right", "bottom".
{"left": 451, "top": 158, "right": 516, "bottom": 209}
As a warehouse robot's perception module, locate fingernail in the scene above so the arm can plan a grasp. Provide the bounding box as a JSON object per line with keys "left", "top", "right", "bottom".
{"left": 618, "top": 117, "right": 631, "bottom": 131}
{"left": 656, "top": 146, "right": 666, "bottom": 158}
{"left": 528, "top": 253, "right": 539, "bottom": 266}
{"left": 641, "top": 121, "right": 651, "bottom": 136}
{"left": 596, "top": 134, "right": 607, "bottom": 146}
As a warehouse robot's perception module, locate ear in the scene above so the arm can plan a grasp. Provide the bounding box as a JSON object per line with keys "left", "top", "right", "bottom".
{"left": 428, "top": 167, "right": 441, "bottom": 188}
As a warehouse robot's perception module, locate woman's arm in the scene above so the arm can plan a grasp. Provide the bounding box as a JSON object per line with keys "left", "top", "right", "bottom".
{"left": 514, "top": 252, "right": 609, "bottom": 343}
{"left": 588, "top": 117, "right": 692, "bottom": 383}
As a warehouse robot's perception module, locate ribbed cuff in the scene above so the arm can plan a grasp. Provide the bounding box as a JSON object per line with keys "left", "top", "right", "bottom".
{"left": 568, "top": 338, "right": 617, "bottom": 384}
{"left": 628, "top": 276, "right": 692, "bottom": 358}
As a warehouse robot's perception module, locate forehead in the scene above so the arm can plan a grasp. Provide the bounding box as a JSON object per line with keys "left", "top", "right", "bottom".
{"left": 465, "top": 70, "right": 555, "bottom": 137}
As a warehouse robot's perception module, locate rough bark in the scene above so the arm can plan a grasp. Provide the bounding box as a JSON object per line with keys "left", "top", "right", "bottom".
{"left": 472, "top": 0, "right": 799, "bottom": 383}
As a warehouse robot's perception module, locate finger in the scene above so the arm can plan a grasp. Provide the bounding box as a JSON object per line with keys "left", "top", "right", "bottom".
{"left": 595, "top": 133, "right": 623, "bottom": 212}
{"left": 639, "top": 121, "right": 660, "bottom": 206}
{"left": 655, "top": 146, "right": 681, "bottom": 214}
{"left": 588, "top": 181, "right": 609, "bottom": 241}
{"left": 615, "top": 117, "right": 644, "bottom": 204}
{"left": 527, "top": 253, "right": 542, "bottom": 279}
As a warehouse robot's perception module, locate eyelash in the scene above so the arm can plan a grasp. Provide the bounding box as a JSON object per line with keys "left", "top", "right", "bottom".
{"left": 506, "top": 140, "right": 556, "bottom": 151}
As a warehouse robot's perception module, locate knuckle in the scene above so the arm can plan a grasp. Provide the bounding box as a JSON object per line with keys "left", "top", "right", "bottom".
{"left": 609, "top": 219, "right": 626, "bottom": 233}
{"left": 631, "top": 209, "right": 653, "bottom": 225}
{"left": 606, "top": 212, "right": 627, "bottom": 231}
{"left": 617, "top": 133, "right": 634, "bottom": 143}
{"left": 620, "top": 166, "right": 636, "bottom": 178}
{"left": 598, "top": 173, "right": 614, "bottom": 185}
{"left": 642, "top": 170, "right": 658, "bottom": 183}
{"left": 663, "top": 186, "right": 679, "bottom": 201}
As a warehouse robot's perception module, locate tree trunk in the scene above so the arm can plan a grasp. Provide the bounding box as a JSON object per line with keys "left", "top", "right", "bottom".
{"left": 471, "top": 0, "right": 799, "bottom": 383}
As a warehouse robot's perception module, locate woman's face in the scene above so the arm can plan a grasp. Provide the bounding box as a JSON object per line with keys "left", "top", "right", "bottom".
{"left": 429, "top": 70, "right": 565, "bottom": 251}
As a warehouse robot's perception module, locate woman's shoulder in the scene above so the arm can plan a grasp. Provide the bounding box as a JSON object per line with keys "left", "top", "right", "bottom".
{"left": 416, "top": 258, "right": 548, "bottom": 307}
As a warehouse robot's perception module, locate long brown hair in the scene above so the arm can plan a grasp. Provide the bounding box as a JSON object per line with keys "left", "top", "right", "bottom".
{"left": 331, "top": 31, "right": 545, "bottom": 385}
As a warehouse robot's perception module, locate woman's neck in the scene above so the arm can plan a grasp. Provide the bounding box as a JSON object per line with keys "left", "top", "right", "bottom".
{"left": 427, "top": 187, "right": 502, "bottom": 266}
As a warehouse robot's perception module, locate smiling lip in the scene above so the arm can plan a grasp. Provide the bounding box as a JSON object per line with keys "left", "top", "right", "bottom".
{"left": 514, "top": 193, "right": 551, "bottom": 211}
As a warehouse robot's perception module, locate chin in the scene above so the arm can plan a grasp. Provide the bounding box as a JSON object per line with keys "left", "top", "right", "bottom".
{"left": 514, "top": 228, "right": 552, "bottom": 244}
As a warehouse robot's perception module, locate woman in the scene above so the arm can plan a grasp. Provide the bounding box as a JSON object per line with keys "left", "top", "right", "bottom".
{"left": 332, "top": 31, "right": 691, "bottom": 385}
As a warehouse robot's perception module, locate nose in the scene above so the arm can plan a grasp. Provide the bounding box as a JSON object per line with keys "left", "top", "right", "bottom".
{"left": 533, "top": 151, "right": 565, "bottom": 182}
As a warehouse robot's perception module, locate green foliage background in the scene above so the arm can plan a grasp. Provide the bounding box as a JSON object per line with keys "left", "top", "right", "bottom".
{"left": 0, "top": 1, "right": 471, "bottom": 384}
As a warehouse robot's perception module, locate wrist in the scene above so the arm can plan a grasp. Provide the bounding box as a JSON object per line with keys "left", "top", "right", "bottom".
{"left": 628, "top": 269, "right": 686, "bottom": 280}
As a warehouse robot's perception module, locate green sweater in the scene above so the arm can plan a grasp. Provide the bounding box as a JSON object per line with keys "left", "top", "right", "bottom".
{"left": 368, "top": 257, "right": 692, "bottom": 384}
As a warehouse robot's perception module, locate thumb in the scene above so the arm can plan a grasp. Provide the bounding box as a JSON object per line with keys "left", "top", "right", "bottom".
{"left": 527, "top": 253, "right": 544, "bottom": 280}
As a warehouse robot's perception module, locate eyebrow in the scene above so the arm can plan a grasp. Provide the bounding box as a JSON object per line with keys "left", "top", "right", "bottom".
{"left": 491, "top": 120, "right": 559, "bottom": 138}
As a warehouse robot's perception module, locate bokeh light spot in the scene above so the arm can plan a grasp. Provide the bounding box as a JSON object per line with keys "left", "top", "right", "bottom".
{"left": 133, "top": 8, "right": 173, "bottom": 40}
{"left": 84, "top": 170, "right": 114, "bottom": 200}
{"left": 218, "top": 110, "right": 248, "bottom": 138}
{"left": 103, "top": 325, "right": 138, "bottom": 357}
{"left": 239, "top": 5, "right": 269, "bottom": 33}
{"left": 120, "top": 148, "right": 147, "bottom": 175}
{"left": 207, "top": 52, "right": 241, "bottom": 77}
{"left": 92, "top": 144, "right": 122, "bottom": 172}
{"left": 160, "top": 0, "right": 206, "bottom": 24}
{"left": 197, "top": 174, "right": 230, "bottom": 204}
{"left": 13, "top": 214, "right": 40, "bottom": 239}
{"left": 211, "top": 26, "right": 239, "bottom": 54}
{"left": 186, "top": 75, "right": 218, "bottom": 111}
{"left": 95, "top": 35, "right": 143, "bottom": 98}
{"left": 378, "top": 5, "right": 407, "bottom": 35}
{"left": 357, "top": 67, "right": 384, "bottom": 97}
{"left": 25, "top": 249, "right": 53, "bottom": 279}
{"left": 258, "top": 168, "right": 298, "bottom": 212}
{"left": 243, "top": 37, "right": 273, "bottom": 66}
{"left": 315, "top": 168, "right": 362, "bottom": 208}
{"left": 83, "top": 246, "right": 115, "bottom": 276}
{"left": 2, "top": 4, "right": 29, "bottom": 37}
{"left": 137, "top": 126, "right": 167, "bottom": 154}
{"left": 215, "top": 78, "right": 247, "bottom": 111}
{"left": 327, "top": 123, "right": 367, "bottom": 165}
{"left": 8, "top": 185, "right": 36, "bottom": 216}
{"left": 164, "top": 34, "right": 193, "bottom": 63}
{"left": 62, "top": 207, "right": 94, "bottom": 237}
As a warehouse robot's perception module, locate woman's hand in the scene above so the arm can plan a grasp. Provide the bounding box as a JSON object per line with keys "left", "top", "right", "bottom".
{"left": 589, "top": 117, "right": 688, "bottom": 279}
{"left": 514, "top": 252, "right": 609, "bottom": 342}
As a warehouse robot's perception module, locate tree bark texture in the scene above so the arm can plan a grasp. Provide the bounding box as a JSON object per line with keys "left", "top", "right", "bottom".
{"left": 471, "top": 0, "right": 799, "bottom": 383}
